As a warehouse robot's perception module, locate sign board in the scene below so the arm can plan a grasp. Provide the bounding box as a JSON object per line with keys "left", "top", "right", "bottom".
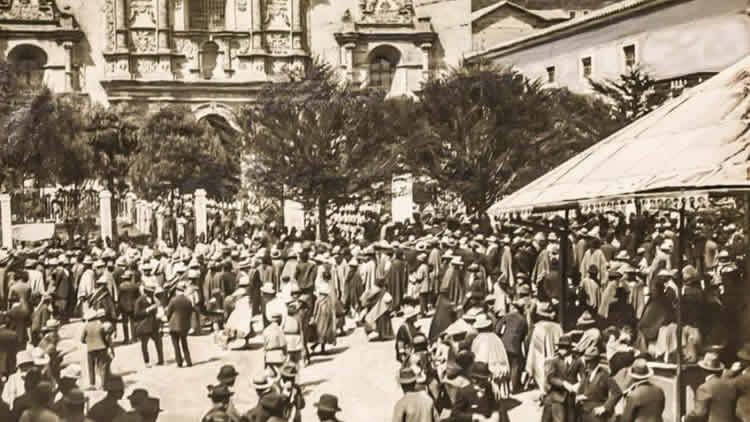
{"left": 392, "top": 173, "right": 414, "bottom": 223}
{"left": 283, "top": 200, "right": 305, "bottom": 231}
{"left": 13, "top": 223, "right": 55, "bottom": 242}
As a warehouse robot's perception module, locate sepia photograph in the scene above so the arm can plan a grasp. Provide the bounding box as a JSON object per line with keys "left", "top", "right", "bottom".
{"left": 0, "top": 0, "right": 747, "bottom": 421}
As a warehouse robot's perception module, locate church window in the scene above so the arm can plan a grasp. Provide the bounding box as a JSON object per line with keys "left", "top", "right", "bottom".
{"left": 7, "top": 45, "right": 47, "bottom": 89}
{"left": 189, "top": 0, "right": 226, "bottom": 31}
{"left": 369, "top": 56, "right": 394, "bottom": 90}
{"left": 201, "top": 42, "right": 219, "bottom": 79}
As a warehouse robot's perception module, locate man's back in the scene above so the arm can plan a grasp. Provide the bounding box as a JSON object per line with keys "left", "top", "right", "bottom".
{"left": 392, "top": 391, "right": 435, "bottom": 422}
{"left": 621, "top": 382, "right": 665, "bottom": 422}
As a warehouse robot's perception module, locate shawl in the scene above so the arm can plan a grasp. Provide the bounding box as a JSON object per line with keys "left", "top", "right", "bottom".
{"left": 312, "top": 295, "right": 337, "bottom": 345}
{"left": 472, "top": 332, "right": 510, "bottom": 377}
{"left": 359, "top": 260, "right": 377, "bottom": 292}
{"left": 525, "top": 320, "right": 562, "bottom": 392}
{"left": 500, "top": 246, "right": 515, "bottom": 287}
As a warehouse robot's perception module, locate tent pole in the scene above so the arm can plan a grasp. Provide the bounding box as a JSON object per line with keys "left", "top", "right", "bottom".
{"left": 560, "top": 208, "right": 570, "bottom": 330}
{"left": 676, "top": 200, "right": 686, "bottom": 422}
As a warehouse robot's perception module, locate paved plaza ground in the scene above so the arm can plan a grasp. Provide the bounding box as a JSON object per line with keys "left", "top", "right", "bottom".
{"left": 70, "top": 318, "right": 542, "bottom": 422}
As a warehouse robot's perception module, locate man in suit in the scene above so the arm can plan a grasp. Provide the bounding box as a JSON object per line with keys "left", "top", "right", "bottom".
{"left": 543, "top": 334, "right": 585, "bottom": 422}
{"left": 576, "top": 346, "right": 621, "bottom": 422}
{"left": 133, "top": 283, "right": 164, "bottom": 367}
{"left": 620, "top": 358, "right": 665, "bottom": 422}
{"left": 496, "top": 299, "right": 528, "bottom": 394}
{"left": 117, "top": 270, "right": 138, "bottom": 344}
{"left": 81, "top": 309, "right": 114, "bottom": 389}
{"left": 686, "top": 352, "right": 737, "bottom": 422}
{"left": 87, "top": 375, "right": 126, "bottom": 422}
{"left": 166, "top": 282, "right": 194, "bottom": 368}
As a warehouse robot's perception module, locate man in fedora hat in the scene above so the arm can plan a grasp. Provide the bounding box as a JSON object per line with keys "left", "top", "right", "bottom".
{"left": 166, "top": 281, "right": 194, "bottom": 368}
{"left": 686, "top": 351, "right": 737, "bottom": 422}
{"left": 314, "top": 393, "right": 342, "bottom": 422}
{"left": 450, "top": 361, "right": 505, "bottom": 422}
{"left": 497, "top": 298, "right": 528, "bottom": 394}
{"left": 619, "top": 358, "right": 664, "bottom": 422}
{"left": 214, "top": 364, "right": 243, "bottom": 421}
{"left": 244, "top": 371, "right": 279, "bottom": 422}
{"left": 89, "top": 272, "right": 117, "bottom": 324}
{"left": 81, "top": 309, "right": 114, "bottom": 390}
{"left": 575, "top": 346, "right": 621, "bottom": 422}
{"left": 88, "top": 375, "right": 126, "bottom": 422}
{"left": 133, "top": 283, "right": 164, "bottom": 367}
{"left": 542, "top": 334, "right": 584, "bottom": 422}
{"left": 392, "top": 366, "right": 436, "bottom": 422}
{"left": 279, "top": 363, "right": 305, "bottom": 422}
{"left": 395, "top": 302, "right": 421, "bottom": 364}
{"left": 201, "top": 384, "right": 235, "bottom": 422}
{"left": 57, "top": 387, "right": 92, "bottom": 422}
{"left": 118, "top": 270, "right": 139, "bottom": 344}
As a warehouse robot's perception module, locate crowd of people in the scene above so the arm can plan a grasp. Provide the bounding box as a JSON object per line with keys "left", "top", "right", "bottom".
{"left": 0, "top": 207, "right": 748, "bottom": 422}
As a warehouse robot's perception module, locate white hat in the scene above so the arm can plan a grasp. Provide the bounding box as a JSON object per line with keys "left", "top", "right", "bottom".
{"left": 173, "top": 263, "right": 187, "bottom": 273}
{"left": 260, "top": 282, "right": 276, "bottom": 295}
{"left": 16, "top": 350, "right": 32, "bottom": 367}
{"left": 31, "top": 347, "right": 50, "bottom": 366}
{"left": 60, "top": 364, "right": 82, "bottom": 380}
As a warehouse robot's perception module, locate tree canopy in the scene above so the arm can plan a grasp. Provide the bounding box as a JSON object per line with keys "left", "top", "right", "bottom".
{"left": 130, "top": 105, "right": 242, "bottom": 203}
{"left": 589, "top": 66, "right": 668, "bottom": 126}
{"left": 241, "top": 60, "right": 408, "bottom": 239}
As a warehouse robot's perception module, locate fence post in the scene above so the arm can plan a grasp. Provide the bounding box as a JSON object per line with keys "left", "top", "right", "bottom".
{"left": 99, "top": 190, "right": 113, "bottom": 244}
{"left": 195, "top": 189, "right": 207, "bottom": 240}
{"left": 0, "top": 194, "right": 11, "bottom": 249}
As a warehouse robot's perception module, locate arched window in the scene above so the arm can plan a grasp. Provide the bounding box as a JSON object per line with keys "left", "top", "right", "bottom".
{"left": 201, "top": 42, "right": 219, "bottom": 79}
{"left": 7, "top": 45, "right": 47, "bottom": 88}
{"left": 189, "top": 0, "right": 226, "bottom": 30}
{"left": 368, "top": 45, "right": 400, "bottom": 91}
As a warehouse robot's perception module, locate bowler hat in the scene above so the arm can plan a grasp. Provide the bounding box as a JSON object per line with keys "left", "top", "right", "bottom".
{"left": 556, "top": 334, "right": 573, "bottom": 350}
{"left": 470, "top": 362, "right": 492, "bottom": 380}
{"left": 260, "top": 392, "right": 285, "bottom": 412}
{"left": 216, "top": 364, "right": 239, "bottom": 381}
{"left": 141, "top": 398, "right": 163, "bottom": 416}
{"left": 314, "top": 394, "right": 341, "bottom": 413}
{"left": 127, "top": 388, "right": 149, "bottom": 404}
{"left": 104, "top": 375, "right": 125, "bottom": 392}
{"left": 207, "top": 384, "right": 234, "bottom": 400}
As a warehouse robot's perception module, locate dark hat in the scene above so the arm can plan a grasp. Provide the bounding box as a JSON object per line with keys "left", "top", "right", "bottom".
{"left": 608, "top": 269, "right": 623, "bottom": 280}
{"left": 104, "top": 375, "right": 125, "bottom": 392}
{"left": 62, "top": 388, "right": 87, "bottom": 405}
{"left": 127, "top": 388, "right": 149, "bottom": 404}
{"left": 470, "top": 362, "right": 492, "bottom": 380}
{"left": 260, "top": 392, "right": 285, "bottom": 412}
{"left": 207, "top": 384, "right": 234, "bottom": 400}
{"left": 587, "top": 264, "right": 598, "bottom": 275}
{"left": 217, "top": 364, "right": 239, "bottom": 381}
{"left": 141, "top": 398, "right": 163, "bottom": 416}
{"left": 455, "top": 350, "right": 475, "bottom": 370}
{"left": 313, "top": 394, "right": 341, "bottom": 413}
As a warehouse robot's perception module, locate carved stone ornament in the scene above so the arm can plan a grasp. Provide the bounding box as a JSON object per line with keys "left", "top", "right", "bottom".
{"left": 176, "top": 37, "right": 198, "bottom": 61}
{"left": 136, "top": 57, "right": 159, "bottom": 75}
{"left": 131, "top": 30, "right": 156, "bottom": 52}
{"left": 0, "top": 0, "right": 56, "bottom": 21}
{"left": 237, "top": 0, "right": 247, "bottom": 12}
{"left": 130, "top": 0, "right": 156, "bottom": 26}
{"left": 175, "top": 0, "right": 183, "bottom": 9}
{"left": 359, "top": 0, "right": 414, "bottom": 24}
{"left": 266, "top": 33, "right": 290, "bottom": 55}
{"left": 103, "top": 0, "right": 116, "bottom": 51}
{"left": 264, "top": 0, "right": 290, "bottom": 28}
{"left": 236, "top": 38, "right": 251, "bottom": 55}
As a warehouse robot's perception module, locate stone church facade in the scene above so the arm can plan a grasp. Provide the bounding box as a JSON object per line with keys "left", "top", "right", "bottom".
{"left": 0, "top": 0, "right": 476, "bottom": 126}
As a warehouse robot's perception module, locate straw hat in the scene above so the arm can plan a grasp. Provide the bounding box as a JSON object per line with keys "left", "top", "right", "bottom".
{"left": 473, "top": 314, "right": 492, "bottom": 330}
{"left": 628, "top": 359, "right": 654, "bottom": 380}
{"left": 450, "top": 256, "right": 463, "bottom": 266}
{"left": 697, "top": 352, "right": 725, "bottom": 372}
{"left": 260, "top": 282, "right": 276, "bottom": 295}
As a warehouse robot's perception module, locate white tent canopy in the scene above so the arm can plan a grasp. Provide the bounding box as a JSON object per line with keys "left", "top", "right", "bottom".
{"left": 489, "top": 55, "right": 750, "bottom": 217}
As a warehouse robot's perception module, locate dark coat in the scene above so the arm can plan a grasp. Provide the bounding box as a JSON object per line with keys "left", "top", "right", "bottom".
{"left": 545, "top": 355, "right": 586, "bottom": 404}
{"left": 620, "top": 382, "right": 666, "bottom": 422}
{"left": 166, "top": 293, "right": 194, "bottom": 335}
{"left": 686, "top": 375, "right": 738, "bottom": 422}
{"left": 387, "top": 259, "right": 408, "bottom": 309}
{"left": 451, "top": 380, "right": 505, "bottom": 422}
{"left": 87, "top": 396, "right": 126, "bottom": 422}
{"left": 428, "top": 294, "right": 456, "bottom": 341}
{"left": 637, "top": 294, "right": 672, "bottom": 341}
{"left": 0, "top": 326, "right": 18, "bottom": 376}
{"left": 118, "top": 281, "right": 139, "bottom": 313}
{"left": 133, "top": 295, "right": 160, "bottom": 337}
{"left": 578, "top": 366, "right": 622, "bottom": 421}
{"left": 497, "top": 310, "right": 527, "bottom": 356}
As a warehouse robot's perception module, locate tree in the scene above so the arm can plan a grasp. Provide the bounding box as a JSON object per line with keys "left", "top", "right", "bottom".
{"left": 407, "top": 65, "right": 619, "bottom": 214}
{"left": 241, "top": 59, "right": 406, "bottom": 240}
{"left": 589, "top": 66, "right": 668, "bottom": 126}
{"left": 131, "top": 105, "right": 241, "bottom": 204}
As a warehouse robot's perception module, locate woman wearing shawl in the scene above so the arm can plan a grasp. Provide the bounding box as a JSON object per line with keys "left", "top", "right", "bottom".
{"left": 444, "top": 257, "right": 465, "bottom": 305}
{"left": 428, "top": 287, "right": 456, "bottom": 342}
{"left": 525, "top": 302, "right": 562, "bottom": 391}
{"left": 361, "top": 277, "right": 393, "bottom": 341}
{"left": 311, "top": 282, "right": 336, "bottom": 354}
{"left": 387, "top": 249, "right": 409, "bottom": 311}
{"left": 471, "top": 313, "right": 510, "bottom": 384}
{"left": 343, "top": 258, "right": 363, "bottom": 317}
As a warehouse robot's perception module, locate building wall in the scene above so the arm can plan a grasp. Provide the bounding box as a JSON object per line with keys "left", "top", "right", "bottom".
{"left": 471, "top": 0, "right": 750, "bottom": 93}
{"left": 472, "top": 7, "right": 546, "bottom": 52}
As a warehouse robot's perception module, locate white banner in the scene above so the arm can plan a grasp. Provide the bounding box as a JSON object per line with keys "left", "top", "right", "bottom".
{"left": 284, "top": 200, "right": 305, "bottom": 231}
{"left": 13, "top": 223, "right": 55, "bottom": 242}
{"left": 392, "top": 174, "right": 414, "bottom": 223}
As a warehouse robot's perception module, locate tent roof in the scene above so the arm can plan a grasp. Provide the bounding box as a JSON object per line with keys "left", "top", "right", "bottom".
{"left": 489, "top": 55, "right": 750, "bottom": 217}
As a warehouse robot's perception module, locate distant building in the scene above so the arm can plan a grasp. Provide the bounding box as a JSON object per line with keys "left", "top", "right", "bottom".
{"left": 465, "top": 0, "right": 750, "bottom": 96}
{"left": 471, "top": 1, "right": 570, "bottom": 52}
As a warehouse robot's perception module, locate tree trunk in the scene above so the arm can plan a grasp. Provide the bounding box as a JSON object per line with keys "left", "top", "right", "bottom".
{"left": 317, "top": 195, "right": 328, "bottom": 242}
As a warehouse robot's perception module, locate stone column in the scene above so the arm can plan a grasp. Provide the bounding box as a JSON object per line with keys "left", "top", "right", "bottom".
{"left": 126, "top": 193, "right": 136, "bottom": 224}
{"left": 343, "top": 43, "right": 355, "bottom": 81}
{"left": 157, "top": 0, "right": 169, "bottom": 51}
{"left": 251, "top": 0, "right": 264, "bottom": 52}
{"left": 420, "top": 42, "right": 432, "bottom": 84}
{"left": 0, "top": 194, "right": 11, "bottom": 249}
{"left": 291, "top": 0, "right": 304, "bottom": 53}
{"left": 63, "top": 42, "right": 74, "bottom": 91}
{"left": 194, "top": 189, "right": 207, "bottom": 239}
{"left": 99, "top": 190, "right": 113, "bottom": 243}
{"left": 115, "top": 0, "right": 128, "bottom": 51}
